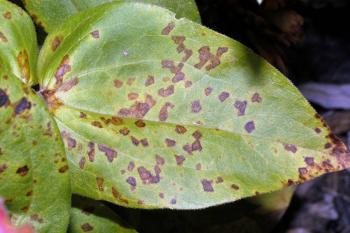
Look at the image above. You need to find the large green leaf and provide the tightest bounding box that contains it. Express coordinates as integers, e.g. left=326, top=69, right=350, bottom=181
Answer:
left=38, top=2, right=350, bottom=209
left=0, top=0, right=38, bottom=85
left=69, top=196, right=137, bottom=233
left=0, top=70, right=71, bottom=232
left=23, top=0, right=201, bottom=33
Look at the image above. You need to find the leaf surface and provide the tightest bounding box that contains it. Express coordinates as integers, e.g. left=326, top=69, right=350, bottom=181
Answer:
left=69, top=196, right=137, bottom=233
left=0, top=0, right=38, bottom=85
left=23, top=0, right=201, bottom=33
left=38, top=2, right=350, bottom=209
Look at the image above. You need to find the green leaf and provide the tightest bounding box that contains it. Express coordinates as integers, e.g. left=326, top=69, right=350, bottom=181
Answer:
left=0, top=71, right=70, bottom=230
left=38, top=2, right=350, bottom=209
left=23, top=0, right=201, bottom=33
left=0, top=0, right=38, bottom=85
left=69, top=195, right=138, bottom=233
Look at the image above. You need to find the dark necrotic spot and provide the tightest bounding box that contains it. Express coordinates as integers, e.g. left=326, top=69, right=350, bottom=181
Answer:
left=96, top=177, right=104, bottom=191
left=216, top=177, right=224, bottom=183
left=67, top=137, right=76, bottom=149
left=81, top=223, right=94, bottom=232
left=175, top=125, right=187, bottom=134
left=161, top=22, right=175, bottom=35
left=88, top=142, right=95, bottom=162
left=16, top=165, right=29, bottom=176
left=98, top=144, right=117, bottom=162
left=90, top=30, right=100, bottom=39
left=91, top=121, right=102, bottom=128
left=231, top=184, right=240, bottom=190
left=234, top=100, right=247, bottom=116
left=304, top=157, right=315, bottom=166
left=251, top=92, right=262, bottom=103
left=128, top=161, right=135, bottom=172
left=15, top=97, right=31, bottom=115
left=298, top=167, right=308, bottom=175
left=0, top=164, right=7, bottom=174
left=165, top=138, right=176, bottom=147
left=175, top=155, right=185, bottom=166
left=135, top=120, right=145, bottom=128
left=201, top=179, right=214, bottom=192
left=314, top=128, right=321, bottom=134
left=0, top=89, right=9, bottom=107
left=183, top=144, right=192, bottom=155
left=119, top=127, right=130, bottom=136
left=59, top=165, right=68, bottom=173
left=191, top=100, right=202, bottom=113
left=140, top=138, right=149, bottom=147
left=284, top=143, right=298, bottom=153
left=170, top=198, right=177, bottom=205
left=51, top=36, right=62, bottom=52
left=218, top=92, right=230, bottom=102
left=137, top=166, right=160, bottom=184
left=79, top=157, right=86, bottom=169
left=244, top=121, right=255, bottom=133
left=159, top=102, right=174, bottom=122
left=126, top=176, right=137, bottom=187
left=131, top=136, right=139, bottom=146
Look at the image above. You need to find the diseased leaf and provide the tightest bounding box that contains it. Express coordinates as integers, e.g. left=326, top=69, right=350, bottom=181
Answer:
left=0, top=70, right=71, bottom=231
left=69, top=196, right=137, bottom=233
left=23, top=0, right=201, bottom=33
left=38, top=2, right=350, bottom=209
left=0, top=0, right=38, bottom=85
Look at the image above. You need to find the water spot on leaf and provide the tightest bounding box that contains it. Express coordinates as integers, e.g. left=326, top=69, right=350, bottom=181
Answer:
left=191, top=100, right=202, bottom=113
left=98, top=144, right=117, bottom=162
left=201, top=179, right=214, bottom=192
left=161, top=22, right=175, bottom=35
left=245, top=121, right=255, bottom=133
left=234, top=100, right=247, bottom=116
left=284, top=143, right=297, bottom=153
left=81, top=223, right=94, bottom=232
left=96, top=177, right=104, bottom=191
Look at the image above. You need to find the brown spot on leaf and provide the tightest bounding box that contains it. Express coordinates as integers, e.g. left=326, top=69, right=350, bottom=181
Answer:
left=3, top=12, right=11, bottom=19
left=140, top=138, right=149, bottom=147
left=90, top=30, right=100, bottom=39
left=79, top=157, right=86, bottom=169
left=205, top=87, right=213, bottom=96
left=119, top=127, right=130, bottom=136
left=245, top=121, right=255, bottom=133
left=51, top=36, right=62, bottom=51
left=170, top=198, right=177, bottom=205
left=219, top=92, right=230, bottom=102
left=81, top=223, right=94, bottom=232
left=131, top=136, right=139, bottom=146
left=234, top=100, right=247, bottom=116
left=114, top=79, right=123, bottom=88
left=165, top=138, right=176, bottom=147
left=57, top=77, right=79, bottom=92
left=156, top=155, right=165, bottom=166
left=196, top=163, right=202, bottom=170
left=126, top=176, right=137, bottom=188
left=185, top=80, right=192, bottom=88
left=98, top=144, right=117, bottom=162
left=231, top=184, right=240, bottom=190
left=0, top=32, right=8, bottom=42
left=128, top=92, right=139, bottom=100
left=87, top=142, right=95, bottom=162
left=137, top=166, right=160, bottom=184
left=0, top=89, right=10, bottom=108
left=17, top=51, right=30, bottom=81
left=0, top=164, right=7, bottom=174
left=304, top=157, right=315, bottom=166
left=96, top=177, right=104, bottom=191
left=175, top=125, right=187, bottom=134
left=191, top=100, right=202, bottom=113
left=161, top=22, right=175, bottom=35
left=128, top=161, right=135, bottom=172
left=145, top=75, right=155, bottom=86
left=216, top=177, right=224, bottom=183
left=118, top=94, right=156, bottom=118
left=55, top=55, right=71, bottom=85
left=112, top=187, right=129, bottom=204
left=175, top=155, right=185, bottom=166
left=158, top=85, right=174, bottom=97
left=194, top=46, right=228, bottom=71
left=159, top=193, right=164, bottom=198
left=135, top=120, right=146, bottom=128
left=30, top=214, right=43, bottom=223
left=16, top=165, right=29, bottom=176
left=59, top=165, right=68, bottom=173
left=284, top=143, right=297, bottom=153
left=201, top=179, right=214, bottom=192
left=183, top=144, right=192, bottom=155
left=159, top=102, right=174, bottom=122
left=67, top=137, right=76, bottom=149
left=314, top=128, right=321, bottom=134
left=127, top=77, right=135, bottom=86
left=251, top=92, right=262, bottom=103
left=91, top=121, right=103, bottom=128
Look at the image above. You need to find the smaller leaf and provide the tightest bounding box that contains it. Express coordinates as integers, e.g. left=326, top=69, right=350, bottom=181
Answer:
left=0, top=0, right=38, bottom=85
left=69, top=196, right=138, bottom=233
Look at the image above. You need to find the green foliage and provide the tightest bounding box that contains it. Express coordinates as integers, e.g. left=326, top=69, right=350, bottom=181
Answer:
left=23, top=0, right=201, bottom=32
left=0, top=0, right=349, bottom=232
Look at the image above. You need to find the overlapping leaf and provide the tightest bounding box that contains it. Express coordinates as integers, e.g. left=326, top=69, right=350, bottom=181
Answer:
left=69, top=196, right=138, bottom=233
left=37, top=2, right=350, bottom=209
left=0, top=0, right=38, bottom=85
left=0, top=1, right=70, bottom=232
left=23, top=0, right=201, bottom=33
